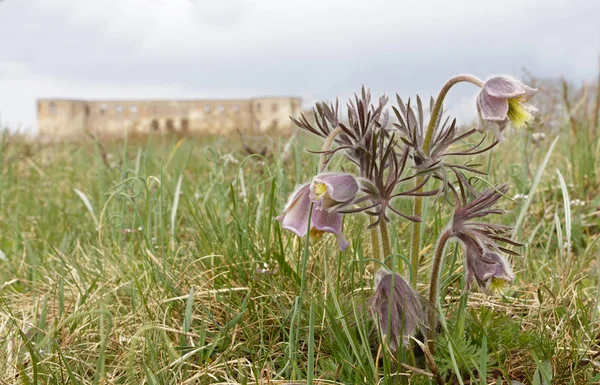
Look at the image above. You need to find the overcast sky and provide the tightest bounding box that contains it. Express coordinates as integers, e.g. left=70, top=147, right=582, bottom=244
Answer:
left=0, top=0, right=598, bottom=132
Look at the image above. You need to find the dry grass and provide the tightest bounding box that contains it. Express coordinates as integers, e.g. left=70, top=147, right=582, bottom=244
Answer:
left=1, top=76, right=600, bottom=384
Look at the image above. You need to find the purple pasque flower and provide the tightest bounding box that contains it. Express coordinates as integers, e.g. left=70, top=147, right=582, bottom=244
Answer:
left=369, top=268, right=427, bottom=351
left=476, top=76, right=538, bottom=141
left=451, top=184, right=521, bottom=292
left=309, top=172, right=359, bottom=212
left=276, top=183, right=350, bottom=251
left=464, top=242, right=515, bottom=292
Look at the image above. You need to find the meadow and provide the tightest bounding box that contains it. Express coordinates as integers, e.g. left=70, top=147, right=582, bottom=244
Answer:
left=1, top=79, right=599, bottom=384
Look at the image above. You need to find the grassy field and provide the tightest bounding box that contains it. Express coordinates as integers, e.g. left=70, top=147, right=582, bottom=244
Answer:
left=1, top=84, right=600, bottom=384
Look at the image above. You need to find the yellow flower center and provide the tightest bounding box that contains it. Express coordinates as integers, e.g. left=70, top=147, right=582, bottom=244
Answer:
left=489, top=277, right=509, bottom=293
left=312, top=182, right=328, bottom=201
left=507, top=97, right=534, bottom=129
left=310, top=228, right=324, bottom=240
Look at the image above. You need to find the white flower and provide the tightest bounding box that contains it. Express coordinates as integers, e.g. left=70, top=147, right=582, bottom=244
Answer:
left=569, top=199, right=585, bottom=207
left=513, top=194, right=529, bottom=201
left=532, top=132, right=546, bottom=143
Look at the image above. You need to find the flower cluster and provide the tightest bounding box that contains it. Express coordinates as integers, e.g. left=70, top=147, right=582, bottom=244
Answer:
left=278, top=75, right=537, bottom=354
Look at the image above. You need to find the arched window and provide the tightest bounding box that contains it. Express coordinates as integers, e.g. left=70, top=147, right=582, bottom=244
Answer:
left=49, top=102, right=57, bottom=115
left=130, top=105, right=138, bottom=114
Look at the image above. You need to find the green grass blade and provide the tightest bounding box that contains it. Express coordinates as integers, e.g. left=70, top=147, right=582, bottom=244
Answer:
left=170, top=174, right=183, bottom=246
left=74, top=188, right=99, bottom=227
left=479, top=335, right=487, bottom=385
left=555, top=169, right=571, bottom=255
left=307, top=302, right=315, bottom=385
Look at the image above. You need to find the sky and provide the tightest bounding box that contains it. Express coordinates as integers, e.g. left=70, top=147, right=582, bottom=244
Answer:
left=0, top=0, right=599, bottom=132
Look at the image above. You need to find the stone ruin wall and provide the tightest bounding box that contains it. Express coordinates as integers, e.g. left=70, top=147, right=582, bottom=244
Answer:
left=37, top=97, right=302, bottom=138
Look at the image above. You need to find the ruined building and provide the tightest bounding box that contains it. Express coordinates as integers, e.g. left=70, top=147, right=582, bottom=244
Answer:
left=36, top=97, right=302, bottom=138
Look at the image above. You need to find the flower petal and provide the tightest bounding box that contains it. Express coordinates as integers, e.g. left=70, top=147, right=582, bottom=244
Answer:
left=276, top=184, right=312, bottom=237
left=520, top=84, right=538, bottom=102
left=477, top=91, right=509, bottom=122
left=484, top=77, right=526, bottom=99
left=279, top=184, right=310, bottom=215
left=487, top=121, right=507, bottom=141
left=335, top=232, right=350, bottom=251
left=312, top=173, right=359, bottom=205
left=312, top=207, right=342, bottom=234
left=466, top=247, right=515, bottom=290
left=483, top=251, right=515, bottom=282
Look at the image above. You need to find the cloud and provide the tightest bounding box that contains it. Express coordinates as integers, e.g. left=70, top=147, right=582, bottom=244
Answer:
left=0, top=0, right=598, bottom=131
left=193, top=0, right=249, bottom=26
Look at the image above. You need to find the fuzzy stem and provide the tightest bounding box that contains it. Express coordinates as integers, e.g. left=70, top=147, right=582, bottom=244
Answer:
left=422, top=74, right=484, bottom=151
left=319, top=127, right=343, bottom=171
left=409, top=74, right=484, bottom=288
left=409, top=190, right=424, bottom=287
left=427, top=228, right=453, bottom=353
left=370, top=221, right=382, bottom=263
left=379, top=220, right=392, bottom=268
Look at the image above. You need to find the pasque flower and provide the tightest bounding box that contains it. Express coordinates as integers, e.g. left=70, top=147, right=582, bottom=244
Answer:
left=369, top=268, right=427, bottom=351
left=477, top=76, right=538, bottom=140
left=277, top=179, right=356, bottom=251
left=465, top=246, right=514, bottom=291
left=310, top=172, right=359, bottom=212
left=451, top=184, right=522, bottom=291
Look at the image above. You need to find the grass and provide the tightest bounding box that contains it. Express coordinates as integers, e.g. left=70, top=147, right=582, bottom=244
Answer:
left=1, top=85, right=600, bottom=384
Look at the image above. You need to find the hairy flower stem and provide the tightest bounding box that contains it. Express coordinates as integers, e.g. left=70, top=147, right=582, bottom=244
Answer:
left=319, top=126, right=343, bottom=171
left=422, top=75, right=484, bottom=150
left=379, top=220, right=392, bottom=267
left=427, top=228, right=452, bottom=353
left=370, top=219, right=382, bottom=263
left=409, top=75, right=484, bottom=288
left=409, top=191, right=424, bottom=287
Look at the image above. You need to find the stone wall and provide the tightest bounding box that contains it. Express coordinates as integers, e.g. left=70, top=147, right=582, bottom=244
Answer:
left=37, top=99, right=88, bottom=137
left=37, top=96, right=302, bottom=138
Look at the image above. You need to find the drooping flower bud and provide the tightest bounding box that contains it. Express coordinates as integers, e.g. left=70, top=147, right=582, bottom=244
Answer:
left=451, top=184, right=521, bottom=292
left=369, top=269, right=427, bottom=351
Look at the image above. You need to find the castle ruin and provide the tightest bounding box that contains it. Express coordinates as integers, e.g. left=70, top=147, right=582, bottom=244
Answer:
left=37, top=96, right=302, bottom=138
